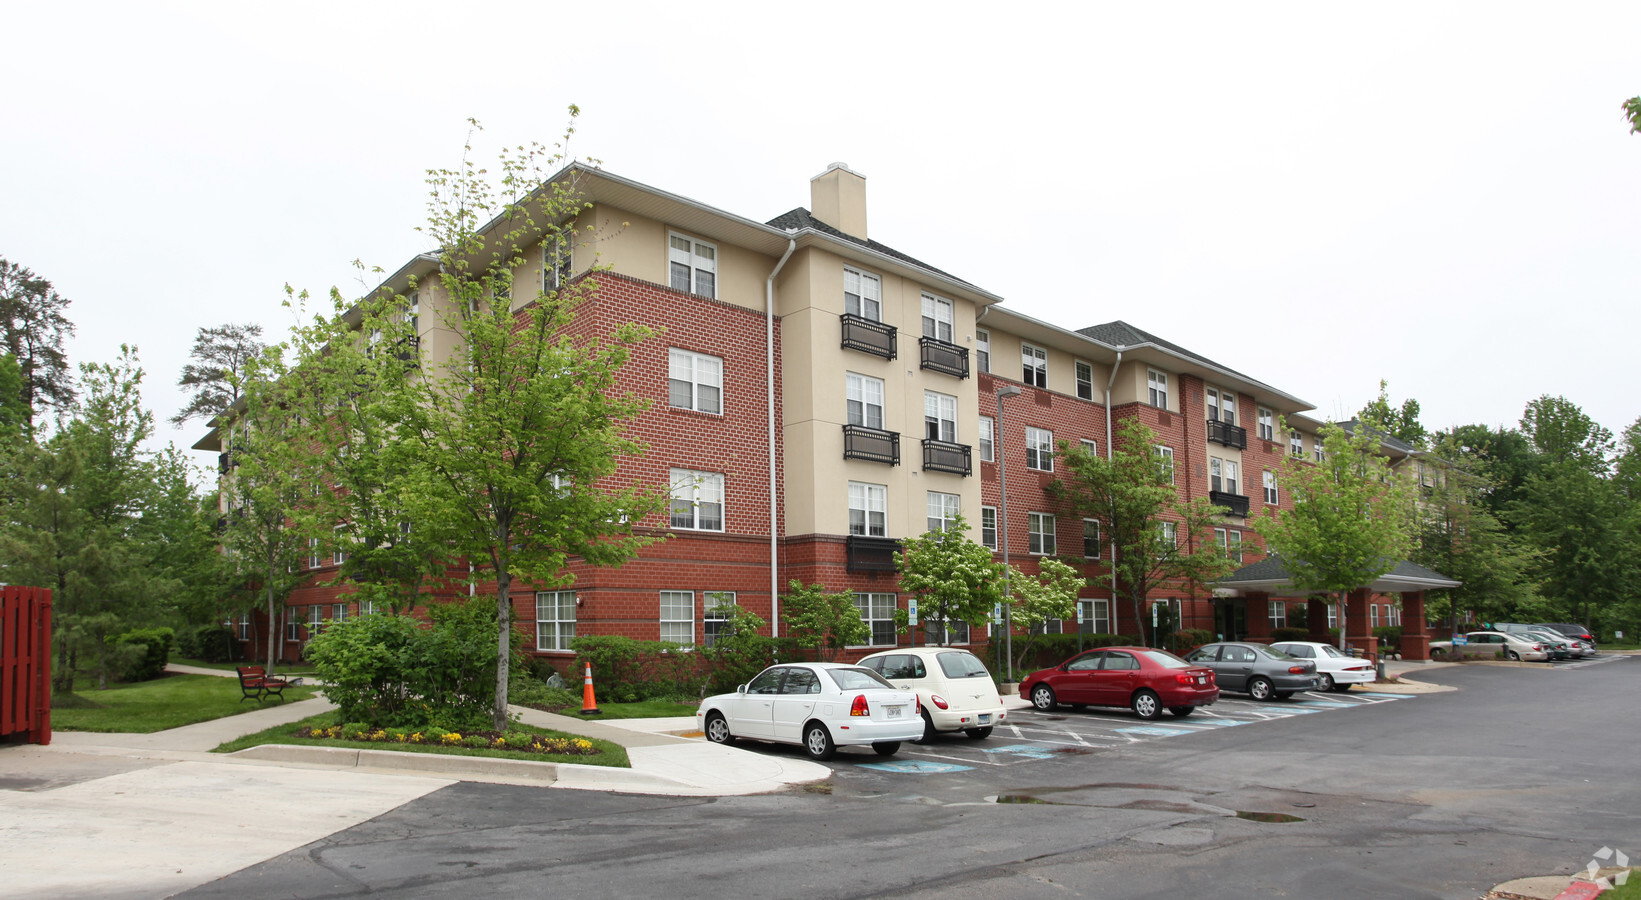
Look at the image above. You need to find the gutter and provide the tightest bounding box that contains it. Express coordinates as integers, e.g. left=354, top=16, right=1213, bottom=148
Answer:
left=766, top=237, right=797, bottom=643
left=1103, top=348, right=1124, bottom=634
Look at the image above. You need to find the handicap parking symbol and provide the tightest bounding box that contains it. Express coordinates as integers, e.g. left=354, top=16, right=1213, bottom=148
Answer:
left=857, top=760, right=973, bottom=774
left=1115, top=726, right=1195, bottom=737
left=985, top=743, right=1059, bottom=760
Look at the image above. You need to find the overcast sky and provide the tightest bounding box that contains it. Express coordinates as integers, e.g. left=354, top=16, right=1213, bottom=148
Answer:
left=6, top=2, right=1638, bottom=461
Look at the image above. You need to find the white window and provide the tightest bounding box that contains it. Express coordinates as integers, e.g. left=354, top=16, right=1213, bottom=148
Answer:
left=1290, top=430, right=1304, bottom=456
left=535, top=591, right=576, bottom=651
left=542, top=233, right=573, bottom=293
left=1080, top=438, right=1097, bottom=456
left=979, top=416, right=995, bottom=462
left=669, top=233, right=716, bottom=298
left=491, top=269, right=511, bottom=304
left=1026, top=426, right=1054, bottom=471
left=921, top=293, right=954, bottom=343
left=1390, top=604, right=1402, bottom=627
left=1148, top=369, right=1169, bottom=409
left=308, top=604, right=324, bottom=637
left=407, top=291, right=419, bottom=334
left=849, top=482, right=887, bottom=537
left=976, top=329, right=990, bottom=373
left=981, top=506, right=998, bottom=549
left=1083, top=519, right=1101, bottom=558
left=1327, top=602, right=1339, bottom=628
left=308, top=537, right=320, bottom=570
left=924, top=617, right=970, bottom=646
left=669, top=469, right=725, bottom=531
left=1210, top=458, right=1239, bottom=494
left=284, top=610, right=301, bottom=642
left=1159, top=521, right=1178, bottom=548
left=1022, top=343, right=1048, bottom=388
left=1080, top=598, right=1112, bottom=635
left=660, top=591, right=694, bottom=647
left=1028, top=512, right=1056, bottom=555
left=924, top=391, right=957, bottom=442
left=1269, top=600, right=1287, bottom=628
left=843, top=267, right=882, bottom=321
left=1370, top=604, right=1381, bottom=628
left=333, top=526, right=348, bottom=566
left=1315, top=443, right=1327, bottom=463
left=235, top=614, right=250, bottom=641
left=1207, top=387, right=1235, bottom=425
left=669, top=348, right=723, bottom=414
left=331, top=603, right=348, bottom=623
left=853, top=592, right=898, bottom=647
left=1075, top=360, right=1094, bottom=400
left=1258, top=407, right=1275, bottom=441
left=1216, top=527, right=1243, bottom=563
left=1263, top=470, right=1278, bottom=505
left=1155, top=445, right=1175, bottom=484
left=927, top=491, right=961, bottom=533
left=704, top=592, right=736, bottom=648
left=846, top=372, right=885, bottom=429
left=358, top=600, right=379, bottom=617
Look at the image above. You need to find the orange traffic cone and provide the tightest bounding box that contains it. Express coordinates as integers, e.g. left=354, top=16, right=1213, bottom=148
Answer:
left=579, top=661, right=602, bottom=715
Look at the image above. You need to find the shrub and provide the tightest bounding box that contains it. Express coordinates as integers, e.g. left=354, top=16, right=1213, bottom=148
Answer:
left=1012, top=634, right=1140, bottom=671
left=570, top=635, right=706, bottom=701
left=1169, top=629, right=1215, bottom=653
left=113, top=627, right=175, bottom=682
left=1269, top=627, right=1310, bottom=643
left=175, top=624, right=236, bottom=663
left=1373, top=626, right=1403, bottom=648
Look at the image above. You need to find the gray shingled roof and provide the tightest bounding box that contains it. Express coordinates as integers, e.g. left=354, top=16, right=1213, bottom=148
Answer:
left=1336, top=419, right=1420, bottom=454
left=1218, top=556, right=1460, bottom=592
left=1076, top=320, right=1267, bottom=385
left=766, top=208, right=976, bottom=288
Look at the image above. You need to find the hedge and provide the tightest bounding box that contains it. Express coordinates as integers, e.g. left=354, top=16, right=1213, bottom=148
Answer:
left=113, top=627, right=174, bottom=682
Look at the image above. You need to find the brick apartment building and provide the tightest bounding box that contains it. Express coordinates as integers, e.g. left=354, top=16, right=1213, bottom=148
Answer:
left=199, top=162, right=1442, bottom=668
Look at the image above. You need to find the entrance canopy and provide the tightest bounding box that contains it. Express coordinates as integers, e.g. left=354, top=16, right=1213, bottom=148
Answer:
left=1215, top=556, right=1460, bottom=597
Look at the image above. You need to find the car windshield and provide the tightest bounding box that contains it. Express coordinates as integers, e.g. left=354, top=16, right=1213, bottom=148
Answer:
left=826, top=667, right=894, bottom=691
left=937, top=651, right=991, bottom=678
left=1136, top=649, right=1193, bottom=669
left=1317, top=644, right=1350, bottom=658
left=1254, top=645, right=1297, bottom=660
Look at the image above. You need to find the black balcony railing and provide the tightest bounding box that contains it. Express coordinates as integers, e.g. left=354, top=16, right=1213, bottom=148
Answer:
left=394, top=334, right=421, bottom=366
left=217, top=450, right=238, bottom=474
left=921, top=439, right=972, bottom=476
left=846, top=535, right=901, bottom=573
left=843, top=425, right=900, bottom=466
left=1210, top=490, right=1251, bottom=517
left=1207, top=419, right=1248, bottom=450
left=918, top=337, right=970, bottom=378
left=841, top=314, right=896, bottom=360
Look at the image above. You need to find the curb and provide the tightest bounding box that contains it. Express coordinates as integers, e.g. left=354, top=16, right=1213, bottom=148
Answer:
left=230, top=744, right=559, bottom=784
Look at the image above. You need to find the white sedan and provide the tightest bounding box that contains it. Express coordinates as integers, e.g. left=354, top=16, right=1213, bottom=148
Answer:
left=1269, top=641, right=1377, bottom=692
left=697, top=663, right=924, bottom=760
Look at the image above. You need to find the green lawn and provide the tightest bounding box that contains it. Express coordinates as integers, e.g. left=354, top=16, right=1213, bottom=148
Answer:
left=1600, top=872, right=1639, bottom=898
left=172, top=657, right=318, bottom=676
left=214, top=712, right=630, bottom=768
left=566, top=699, right=698, bottom=720
left=51, top=673, right=320, bottom=733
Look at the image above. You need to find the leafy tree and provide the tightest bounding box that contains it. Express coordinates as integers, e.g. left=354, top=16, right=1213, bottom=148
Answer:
left=896, top=512, right=1006, bottom=646
left=1512, top=461, right=1634, bottom=631
left=1625, top=96, right=1641, bottom=134
left=0, top=257, right=76, bottom=431
left=170, top=323, right=265, bottom=427
left=1519, top=395, right=1614, bottom=473
left=0, top=353, right=25, bottom=445
left=1049, top=417, right=1237, bottom=647
left=1004, top=556, right=1083, bottom=675
left=1432, top=423, right=1540, bottom=521
left=781, top=580, right=870, bottom=662
left=1614, top=417, right=1641, bottom=505
left=1256, top=421, right=1414, bottom=650
left=1357, top=379, right=1427, bottom=448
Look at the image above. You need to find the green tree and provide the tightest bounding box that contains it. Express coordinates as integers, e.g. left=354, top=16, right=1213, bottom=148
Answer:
left=170, top=323, right=265, bottom=427
left=1519, top=395, right=1613, bottom=473
left=1004, top=556, right=1083, bottom=674
left=1049, top=417, right=1237, bottom=647
left=896, top=513, right=1005, bottom=647
left=1357, top=379, right=1427, bottom=448
left=1624, top=96, right=1641, bottom=134
left=0, top=257, right=76, bottom=431
left=0, top=353, right=25, bottom=445
left=1256, top=421, right=1414, bottom=650
left=781, top=580, right=870, bottom=662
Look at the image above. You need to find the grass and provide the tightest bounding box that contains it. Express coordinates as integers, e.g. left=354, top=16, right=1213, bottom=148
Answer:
left=566, top=699, right=698, bottom=720
left=51, top=673, right=320, bottom=733
left=172, top=657, right=318, bottom=676
left=213, top=712, right=630, bottom=768
left=1597, top=871, right=1639, bottom=898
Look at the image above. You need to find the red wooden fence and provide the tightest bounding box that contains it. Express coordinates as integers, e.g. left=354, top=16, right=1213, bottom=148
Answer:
left=0, top=585, right=52, bottom=745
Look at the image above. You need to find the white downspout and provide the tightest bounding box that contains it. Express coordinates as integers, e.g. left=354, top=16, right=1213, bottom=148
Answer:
left=1104, top=349, right=1124, bottom=637
left=767, top=238, right=797, bottom=643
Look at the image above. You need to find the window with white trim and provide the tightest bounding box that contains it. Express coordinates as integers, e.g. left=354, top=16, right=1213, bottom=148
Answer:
left=924, top=391, right=957, bottom=442
left=1258, top=407, right=1275, bottom=441
left=981, top=506, right=998, bottom=549
left=853, top=592, right=898, bottom=647
left=1148, top=369, right=1169, bottom=409
left=849, top=482, right=887, bottom=537
left=976, top=329, right=990, bottom=373
left=843, top=267, right=882, bottom=321
left=846, top=372, right=885, bottom=429
left=1263, top=470, right=1278, bottom=505
left=1370, top=604, right=1380, bottom=628
left=660, top=591, right=694, bottom=647
left=331, top=603, right=348, bottom=623
left=927, top=491, right=961, bottom=533
left=308, top=604, right=324, bottom=637
left=1155, top=445, right=1175, bottom=484
left=1022, top=343, right=1048, bottom=388
left=1082, top=518, right=1101, bottom=558
left=1269, top=600, right=1287, bottom=628
left=535, top=590, right=576, bottom=651
left=704, top=592, right=736, bottom=648
left=1216, top=527, right=1243, bottom=563
left=284, top=610, right=301, bottom=642
left=1314, top=443, right=1327, bottom=463
left=669, top=233, right=716, bottom=298
left=1207, top=387, right=1235, bottom=425
left=358, top=600, right=379, bottom=617
left=1028, top=512, right=1056, bottom=555
left=542, top=233, right=573, bottom=293
left=333, top=526, right=348, bottom=566
left=1080, top=438, right=1097, bottom=456
left=1080, top=598, right=1111, bottom=634
left=1159, top=521, right=1177, bottom=548
left=921, top=293, right=954, bottom=343
left=669, top=348, right=722, bottom=414
left=1327, top=602, right=1338, bottom=628
left=979, top=416, right=995, bottom=462
left=669, top=469, right=725, bottom=531
left=1075, top=360, right=1094, bottom=400
left=924, top=617, right=969, bottom=646
left=235, top=614, right=250, bottom=641
left=1210, top=458, right=1239, bottom=494
left=309, top=537, right=320, bottom=570
left=1025, top=426, right=1054, bottom=471
left=1290, top=430, right=1304, bottom=456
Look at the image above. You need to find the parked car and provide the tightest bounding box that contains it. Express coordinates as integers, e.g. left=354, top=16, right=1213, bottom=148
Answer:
left=1492, top=624, right=1574, bottom=660
left=1269, top=641, right=1377, bottom=691
left=1018, top=647, right=1218, bottom=720
left=1536, top=623, right=1598, bottom=649
left=696, top=663, right=924, bottom=760
left=1521, top=628, right=1590, bottom=659
left=1184, top=642, right=1318, bottom=700
left=857, top=647, right=1006, bottom=740
left=1433, top=631, right=1550, bottom=662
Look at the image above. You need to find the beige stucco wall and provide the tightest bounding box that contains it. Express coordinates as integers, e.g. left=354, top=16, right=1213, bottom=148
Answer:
left=584, top=203, right=774, bottom=313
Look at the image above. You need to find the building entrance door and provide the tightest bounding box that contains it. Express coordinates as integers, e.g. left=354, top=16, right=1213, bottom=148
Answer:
left=1214, top=600, right=1246, bottom=642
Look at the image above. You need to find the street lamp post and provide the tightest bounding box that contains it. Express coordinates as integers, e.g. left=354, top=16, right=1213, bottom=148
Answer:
left=996, top=384, right=1022, bottom=682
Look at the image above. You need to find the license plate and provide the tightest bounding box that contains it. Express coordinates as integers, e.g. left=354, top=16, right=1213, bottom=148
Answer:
left=978, top=714, right=990, bottom=724
left=1196, top=676, right=1206, bottom=685
left=885, top=705, right=902, bottom=718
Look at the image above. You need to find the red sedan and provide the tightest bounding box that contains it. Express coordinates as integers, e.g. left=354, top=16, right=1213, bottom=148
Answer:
left=1020, top=647, right=1219, bottom=720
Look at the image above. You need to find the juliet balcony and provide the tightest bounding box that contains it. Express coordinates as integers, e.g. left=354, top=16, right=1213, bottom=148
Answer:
left=921, top=438, right=972, bottom=476
left=918, top=337, right=969, bottom=379
left=1207, top=419, right=1248, bottom=450
left=843, top=425, right=900, bottom=466
left=841, top=314, right=896, bottom=360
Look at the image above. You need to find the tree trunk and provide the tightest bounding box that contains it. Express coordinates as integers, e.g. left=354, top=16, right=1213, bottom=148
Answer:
left=265, top=575, right=278, bottom=676
left=1336, top=591, right=1348, bottom=652
left=1131, top=593, right=1147, bottom=647
left=493, top=566, right=512, bottom=732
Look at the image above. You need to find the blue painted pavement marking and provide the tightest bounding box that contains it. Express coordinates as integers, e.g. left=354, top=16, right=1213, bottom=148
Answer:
left=1295, top=699, right=1355, bottom=708
left=1115, top=726, right=1195, bottom=737
left=1348, top=692, right=1410, bottom=700
left=985, top=744, right=1058, bottom=759
left=857, top=760, right=973, bottom=774
left=1192, top=718, right=1247, bottom=726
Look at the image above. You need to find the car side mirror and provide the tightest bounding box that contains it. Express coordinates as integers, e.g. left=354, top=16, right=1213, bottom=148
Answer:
left=737, top=684, right=747, bottom=695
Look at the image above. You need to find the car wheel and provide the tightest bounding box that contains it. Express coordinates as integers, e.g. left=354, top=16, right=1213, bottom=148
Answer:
left=1248, top=677, right=1275, bottom=701
left=1168, top=706, right=1195, bottom=718
left=704, top=712, right=734, bottom=745
left=1507, top=650, right=1521, bottom=661
left=1331, top=681, right=1352, bottom=693
left=1031, top=684, right=1058, bottom=711
left=872, top=741, right=900, bottom=756
left=964, top=726, right=993, bottom=740
left=1131, top=689, right=1162, bottom=720
left=1318, top=673, right=1336, bottom=691
left=916, top=709, right=936, bottom=743
left=803, top=722, right=836, bottom=761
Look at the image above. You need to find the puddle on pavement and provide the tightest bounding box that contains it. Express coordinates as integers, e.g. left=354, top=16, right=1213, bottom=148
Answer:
left=1235, top=811, right=1305, bottom=823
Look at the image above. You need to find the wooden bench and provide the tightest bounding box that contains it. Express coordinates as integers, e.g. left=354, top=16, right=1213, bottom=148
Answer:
left=237, top=666, right=291, bottom=702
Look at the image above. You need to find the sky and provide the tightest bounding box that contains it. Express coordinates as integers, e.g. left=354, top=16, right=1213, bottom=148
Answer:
left=5, top=2, right=1639, bottom=464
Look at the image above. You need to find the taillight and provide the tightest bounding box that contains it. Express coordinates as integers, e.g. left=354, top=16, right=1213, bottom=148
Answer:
left=1288, top=666, right=1307, bottom=674
left=930, top=695, right=949, bottom=710
left=915, top=696, right=921, bottom=715
left=1175, top=673, right=1195, bottom=685
left=850, top=694, right=869, bottom=717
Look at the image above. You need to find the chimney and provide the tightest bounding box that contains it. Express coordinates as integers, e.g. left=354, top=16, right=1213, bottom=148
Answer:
left=809, top=162, right=867, bottom=240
